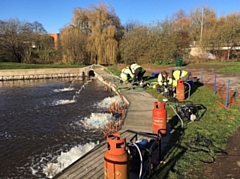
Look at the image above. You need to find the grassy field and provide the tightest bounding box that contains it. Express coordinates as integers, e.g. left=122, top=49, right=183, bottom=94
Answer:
left=0, top=62, right=84, bottom=69
left=187, top=61, right=240, bottom=74
left=147, top=85, right=240, bottom=179
left=107, top=65, right=240, bottom=179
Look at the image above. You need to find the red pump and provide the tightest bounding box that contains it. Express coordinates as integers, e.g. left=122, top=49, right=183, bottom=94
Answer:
left=152, top=102, right=167, bottom=135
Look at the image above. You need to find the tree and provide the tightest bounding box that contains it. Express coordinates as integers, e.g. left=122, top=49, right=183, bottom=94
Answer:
left=69, top=3, right=124, bottom=65
left=217, top=13, right=240, bottom=60
left=0, top=19, right=51, bottom=63
left=120, top=25, right=149, bottom=64
left=59, top=25, right=87, bottom=64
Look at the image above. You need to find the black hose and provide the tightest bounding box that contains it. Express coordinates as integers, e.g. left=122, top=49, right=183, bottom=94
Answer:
left=185, top=135, right=228, bottom=164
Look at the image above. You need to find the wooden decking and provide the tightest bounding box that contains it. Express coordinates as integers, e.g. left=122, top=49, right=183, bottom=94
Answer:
left=54, top=68, right=166, bottom=179
left=54, top=130, right=160, bottom=179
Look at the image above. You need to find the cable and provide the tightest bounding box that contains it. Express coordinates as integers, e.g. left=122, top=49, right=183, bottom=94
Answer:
left=168, top=104, right=184, bottom=128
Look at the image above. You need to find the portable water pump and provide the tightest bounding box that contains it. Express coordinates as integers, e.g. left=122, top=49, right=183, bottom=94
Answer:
left=126, top=132, right=162, bottom=179
left=178, top=102, right=199, bottom=122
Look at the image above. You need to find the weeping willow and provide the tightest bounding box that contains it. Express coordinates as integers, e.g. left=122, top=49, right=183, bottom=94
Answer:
left=62, top=3, right=122, bottom=65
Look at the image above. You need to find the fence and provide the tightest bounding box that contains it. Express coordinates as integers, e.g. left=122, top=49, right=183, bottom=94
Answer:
left=192, top=68, right=239, bottom=110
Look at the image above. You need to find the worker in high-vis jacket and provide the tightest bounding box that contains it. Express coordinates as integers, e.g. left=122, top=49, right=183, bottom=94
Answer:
left=156, top=70, right=177, bottom=93
left=129, top=62, right=145, bottom=83
left=172, top=69, right=189, bottom=81
left=120, top=67, right=133, bottom=84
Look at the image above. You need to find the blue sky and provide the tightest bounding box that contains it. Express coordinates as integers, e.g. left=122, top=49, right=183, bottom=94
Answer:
left=0, top=0, right=239, bottom=33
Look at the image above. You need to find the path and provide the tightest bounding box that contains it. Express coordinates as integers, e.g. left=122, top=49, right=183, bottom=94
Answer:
left=55, top=65, right=240, bottom=179
left=54, top=67, right=161, bottom=179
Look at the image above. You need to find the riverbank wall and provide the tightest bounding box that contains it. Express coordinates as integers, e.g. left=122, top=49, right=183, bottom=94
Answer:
left=0, top=68, right=91, bottom=81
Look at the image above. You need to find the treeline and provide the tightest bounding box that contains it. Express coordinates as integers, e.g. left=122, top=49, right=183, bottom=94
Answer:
left=0, top=19, right=59, bottom=64
left=1, top=4, right=240, bottom=65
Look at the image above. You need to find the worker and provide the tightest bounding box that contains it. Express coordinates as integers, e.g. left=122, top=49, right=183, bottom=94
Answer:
left=129, top=62, right=145, bottom=84
left=172, top=69, right=189, bottom=81
left=120, top=67, right=133, bottom=84
left=156, top=70, right=177, bottom=94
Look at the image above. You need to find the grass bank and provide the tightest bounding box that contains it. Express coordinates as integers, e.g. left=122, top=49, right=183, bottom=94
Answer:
left=187, top=61, right=240, bottom=74
left=0, top=62, right=84, bottom=69
left=147, top=84, right=240, bottom=179
left=107, top=65, right=240, bottom=179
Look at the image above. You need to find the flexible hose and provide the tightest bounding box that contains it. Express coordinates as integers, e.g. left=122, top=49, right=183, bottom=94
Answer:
left=168, top=104, right=184, bottom=128
left=184, top=82, right=191, bottom=99
left=132, top=143, right=143, bottom=179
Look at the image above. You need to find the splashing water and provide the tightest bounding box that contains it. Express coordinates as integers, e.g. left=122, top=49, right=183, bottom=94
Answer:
left=72, top=79, right=93, bottom=101
left=53, top=64, right=120, bottom=104
left=80, top=113, right=114, bottom=129
left=53, top=87, right=75, bottom=93
left=0, top=77, right=111, bottom=178
left=41, top=141, right=98, bottom=178
left=52, top=99, right=76, bottom=106
left=69, top=71, right=82, bottom=89
left=96, top=96, right=124, bottom=108
left=51, top=77, right=93, bottom=106
left=53, top=70, right=83, bottom=93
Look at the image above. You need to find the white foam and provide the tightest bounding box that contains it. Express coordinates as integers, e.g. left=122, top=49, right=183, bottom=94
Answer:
left=52, top=99, right=76, bottom=106
left=97, top=96, right=124, bottom=108
left=81, top=113, right=114, bottom=129
left=53, top=87, right=75, bottom=92
left=42, top=142, right=98, bottom=178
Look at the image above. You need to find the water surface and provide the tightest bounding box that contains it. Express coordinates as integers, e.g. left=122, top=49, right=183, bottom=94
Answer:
left=0, top=78, right=112, bottom=178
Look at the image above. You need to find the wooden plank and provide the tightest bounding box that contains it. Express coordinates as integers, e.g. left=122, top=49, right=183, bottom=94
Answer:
left=58, top=146, right=105, bottom=178
left=55, top=131, right=134, bottom=179
left=55, top=143, right=105, bottom=178
left=55, top=130, right=158, bottom=179
left=68, top=132, right=136, bottom=178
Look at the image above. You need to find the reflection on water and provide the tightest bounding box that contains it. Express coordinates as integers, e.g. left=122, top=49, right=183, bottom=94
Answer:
left=0, top=78, right=112, bottom=178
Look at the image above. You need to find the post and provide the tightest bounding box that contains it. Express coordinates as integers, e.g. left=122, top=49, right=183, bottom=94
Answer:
left=214, top=72, right=217, bottom=94
left=200, top=68, right=204, bottom=83
left=200, top=8, right=204, bottom=43
left=150, top=61, right=152, bottom=74
left=225, top=80, right=230, bottom=109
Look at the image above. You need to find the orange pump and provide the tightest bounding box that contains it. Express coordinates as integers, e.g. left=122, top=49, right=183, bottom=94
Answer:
left=104, top=133, right=128, bottom=179
left=152, top=102, right=167, bottom=135
left=176, top=80, right=185, bottom=101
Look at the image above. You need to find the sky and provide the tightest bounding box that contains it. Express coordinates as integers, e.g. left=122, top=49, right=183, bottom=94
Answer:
left=0, top=0, right=239, bottom=34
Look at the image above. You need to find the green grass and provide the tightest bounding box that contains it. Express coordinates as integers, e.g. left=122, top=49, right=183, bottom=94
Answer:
left=187, top=61, right=240, bottom=73
left=104, top=65, right=121, bottom=76
left=216, top=65, right=240, bottom=73
left=147, top=84, right=240, bottom=179
left=0, top=62, right=84, bottom=69
left=106, top=66, right=240, bottom=178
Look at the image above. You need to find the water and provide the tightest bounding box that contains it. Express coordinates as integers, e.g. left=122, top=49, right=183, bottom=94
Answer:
left=0, top=77, right=121, bottom=178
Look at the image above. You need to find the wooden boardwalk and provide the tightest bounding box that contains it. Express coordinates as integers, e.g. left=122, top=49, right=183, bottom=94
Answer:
left=54, top=130, right=160, bottom=179
left=54, top=68, right=165, bottom=179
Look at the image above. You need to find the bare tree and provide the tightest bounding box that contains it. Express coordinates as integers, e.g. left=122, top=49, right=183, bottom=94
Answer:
left=0, top=18, right=51, bottom=63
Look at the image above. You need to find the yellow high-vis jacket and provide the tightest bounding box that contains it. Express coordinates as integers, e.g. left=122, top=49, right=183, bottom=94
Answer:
left=120, top=67, right=133, bottom=81
left=129, top=63, right=141, bottom=73
left=158, top=73, right=177, bottom=87
left=172, top=70, right=189, bottom=81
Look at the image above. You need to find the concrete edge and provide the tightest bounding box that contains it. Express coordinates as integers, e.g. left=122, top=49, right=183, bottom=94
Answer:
left=0, top=68, right=96, bottom=81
